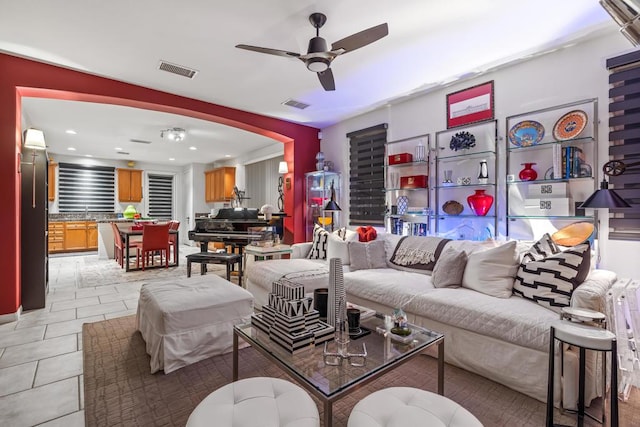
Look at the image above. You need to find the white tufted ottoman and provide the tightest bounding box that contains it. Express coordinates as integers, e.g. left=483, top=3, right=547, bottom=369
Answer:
left=187, top=377, right=320, bottom=427
left=348, top=387, right=483, bottom=427
left=136, top=275, right=253, bottom=374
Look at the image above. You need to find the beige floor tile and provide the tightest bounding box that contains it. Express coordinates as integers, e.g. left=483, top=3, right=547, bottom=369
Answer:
left=79, top=375, right=84, bottom=410
left=0, top=335, right=77, bottom=368
left=98, top=292, right=139, bottom=304
left=34, top=351, right=83, bottom=387
left=50, top=297, right=100, bottom=312
left=77, top=333, right=82, bottom=351
left=114, top=282, right=143, bottom=294
left=0, top=325, right=45, bottom=348
left=103, top=308, right=137, bottom=320
left=16, top=309, right=77, bottom=329
left=0, top=362, right=37, bottom=397
left=44, top=316, right=104, bottom=339
left=124, top=298, right=139, bottom=310
left=38, top=410, right=85, bottom=427
left=45, top=290, right=77, bottom=303
left=76, top=301, right=126, bottom=318
left=0, top=321, right=17, bottom=333
left=0, top=377, right=78, bottom=426
left=74, top=286, right=118, bottom=299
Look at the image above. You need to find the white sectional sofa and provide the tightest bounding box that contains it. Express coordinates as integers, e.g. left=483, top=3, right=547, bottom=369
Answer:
left=245, top=232, right=617, bottom=407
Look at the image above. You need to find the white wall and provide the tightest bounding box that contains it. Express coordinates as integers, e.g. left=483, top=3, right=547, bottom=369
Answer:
left=321, top=29, right=639, bottom=278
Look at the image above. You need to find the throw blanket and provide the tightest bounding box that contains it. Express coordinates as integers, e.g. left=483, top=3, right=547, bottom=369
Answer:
left=390, top=236, right=451, bottom=271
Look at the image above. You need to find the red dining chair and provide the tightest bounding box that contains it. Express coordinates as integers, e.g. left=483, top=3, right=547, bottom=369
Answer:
left=111, top=222, right=142, bottom=268
left=168, top=220, right=180, bottom=263
left=136, top=223, right=171, bottom=270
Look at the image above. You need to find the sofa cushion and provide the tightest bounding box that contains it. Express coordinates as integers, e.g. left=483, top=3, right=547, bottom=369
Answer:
left=513, top=242, right=591, bottom=313
left=522, top=233, right=560, bottom=263
left=345, top=268, right=435, bottom=309
left=349, top=240, right=387, bottom=271
left=307, top=224, right=329, bottom=260
left=327, top=234, right=350, bottom=265
left=389, top=236, right=451, bottom=274
left=432, top=247, right=468, bottom=288
left=461, top=241, right=518, bottom=298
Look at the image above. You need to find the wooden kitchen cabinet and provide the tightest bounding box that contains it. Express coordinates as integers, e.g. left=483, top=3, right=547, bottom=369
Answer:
left=87, top=221, right=98, bottom=249
left=48, top=162, right=57, bottom=201
left=64, top=221, right=88, bottom=251
left=205, top=167, right=235, bottom=202
left=117, top=169, right=143, bottom=202
left=48, top=220, right=98, bottom=253
left=48, top=222, right=64, bottom=252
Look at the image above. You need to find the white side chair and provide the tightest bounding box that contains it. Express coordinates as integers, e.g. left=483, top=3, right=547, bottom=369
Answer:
left=348, top=387, right=483, bottom=427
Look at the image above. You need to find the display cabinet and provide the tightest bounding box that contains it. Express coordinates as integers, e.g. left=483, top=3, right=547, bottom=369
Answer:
left=384, top=134, right=431, bottom=236
left=305, top=171, right=341, bottom=241
left=505, top=99, right=597, bottom=240
left=434, top=120, right=498, bottom=240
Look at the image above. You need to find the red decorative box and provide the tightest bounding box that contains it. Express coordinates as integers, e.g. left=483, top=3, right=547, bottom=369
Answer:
left=400, top=175, right=428, bottom=189
left=388, top=153, right=413, bottom=165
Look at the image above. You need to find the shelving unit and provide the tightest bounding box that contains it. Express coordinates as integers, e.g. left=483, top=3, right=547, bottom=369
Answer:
left=384, top=134, right=431, bottom=236
left=434, top=120, right=498, bottom=240
left=505, top=99, right=597, bottom=240
left=304, top=170, right=341, bottom=241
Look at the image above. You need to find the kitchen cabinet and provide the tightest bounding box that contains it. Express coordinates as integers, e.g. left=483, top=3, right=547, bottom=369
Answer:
left=434, top=120, right=498, bottom=240
left=48, top=220, right=98, bottom=253
left=505, top=99, right=597, bottom=240
left=384, top=134, right=431, bottom=236
left=48, top=161, right=57, bottom=201
left=117, top=168, right=143, bottom=202
left=48, top=222, right=64, bottom=252
left=205, top=167, right=236, bottom=202
left=64, top=221, right=88, bottom=251
left=87, top=221, right=98, bottom=249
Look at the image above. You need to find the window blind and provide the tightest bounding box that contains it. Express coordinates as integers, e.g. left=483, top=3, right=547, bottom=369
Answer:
left=606, top=51, right=640, bottom=241
left=58, top=163, right=115, bottom=213
left=148, top=174, right=174, bottom=219
left=348, top=123, right=387, bottom=226
left=245, top=156, right=282, bottom=208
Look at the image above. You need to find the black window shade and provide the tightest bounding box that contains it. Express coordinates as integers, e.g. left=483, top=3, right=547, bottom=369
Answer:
left=58, top=163, right=115, bottom=213
left=606, top=51, right=640, bottom=241
left=348, top=123, right=387, bottom=226
left=148, top=174, right=174, bottom=219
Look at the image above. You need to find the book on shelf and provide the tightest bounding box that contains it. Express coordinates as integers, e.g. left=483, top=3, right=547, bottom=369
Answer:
left=561, top=146, right=585, bottom=179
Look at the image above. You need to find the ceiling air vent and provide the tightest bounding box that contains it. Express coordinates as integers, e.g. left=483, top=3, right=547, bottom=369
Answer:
left=158, top=60, right=198, bottom=79
left=117, top=151, right=131, bottom=155
left=282, top=98, right=310, bottom=110
left=130, top=139, right=152, bottom=144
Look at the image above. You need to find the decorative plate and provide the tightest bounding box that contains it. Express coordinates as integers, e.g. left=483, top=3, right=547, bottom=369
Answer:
left=508, top=120, right=545, bottom=147
left=449, top=131, right=476, bottom=151
left=442, top=200, right=463, bottom=215
left=553, top=110, right=587, bottom=141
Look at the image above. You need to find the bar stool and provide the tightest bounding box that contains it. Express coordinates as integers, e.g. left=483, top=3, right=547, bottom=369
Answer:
left=546, top=319, right=618, bottom=427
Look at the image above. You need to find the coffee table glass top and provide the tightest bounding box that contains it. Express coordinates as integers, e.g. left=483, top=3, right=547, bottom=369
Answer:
left=234, top=314, right=443, bottom=398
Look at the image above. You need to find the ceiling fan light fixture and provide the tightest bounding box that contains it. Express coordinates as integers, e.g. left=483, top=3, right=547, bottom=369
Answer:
left=161, top=127, right=186, bottom=142
left=306, top=57, right=330, bottom=72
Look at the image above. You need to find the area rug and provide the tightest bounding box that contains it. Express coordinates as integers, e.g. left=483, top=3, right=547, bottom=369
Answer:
left=82, top=316, right=640, bottom=426
left=75, top=246, right=230, bottom=288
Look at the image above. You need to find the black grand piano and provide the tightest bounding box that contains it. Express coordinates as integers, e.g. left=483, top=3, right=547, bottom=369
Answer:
left=188, top=208, right=284, bottom=253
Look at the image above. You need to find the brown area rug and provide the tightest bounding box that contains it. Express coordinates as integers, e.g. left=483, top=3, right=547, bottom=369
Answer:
left=83, top=316, right=639, bottom=426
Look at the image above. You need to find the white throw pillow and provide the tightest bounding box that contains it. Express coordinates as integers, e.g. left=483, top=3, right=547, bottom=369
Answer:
left=327, top=234, right=351, bottom=265
left=461, top=241, right=518, bottom=298
left=432, top=246, right=468, bottom=288
left=307, top=224, right=329, bottom=260
left=348, top=240, right=387, bottom=271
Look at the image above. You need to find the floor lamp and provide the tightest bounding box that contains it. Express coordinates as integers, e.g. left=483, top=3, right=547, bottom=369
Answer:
left=21, top=129, right=47, bottom=208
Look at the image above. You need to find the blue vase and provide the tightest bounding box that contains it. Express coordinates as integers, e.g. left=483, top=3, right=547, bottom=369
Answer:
left=397, top=196, right=409, bottom=215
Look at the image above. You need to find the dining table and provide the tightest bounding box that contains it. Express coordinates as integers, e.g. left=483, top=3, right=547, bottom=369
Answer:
left=118, top=225, right=179, bottom=272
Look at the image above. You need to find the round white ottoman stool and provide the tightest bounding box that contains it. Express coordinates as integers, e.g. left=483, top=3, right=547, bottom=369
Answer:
left=187, top=377, right=320, bottom=427
left=348, top=387, right=483, bottom=427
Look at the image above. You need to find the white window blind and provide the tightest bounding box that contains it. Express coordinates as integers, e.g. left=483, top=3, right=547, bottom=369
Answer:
left=148, top=174, right=174, bottom=219
left=58, top=163, right=115, bottom=213
left=245, top=156, right=283, bottom=208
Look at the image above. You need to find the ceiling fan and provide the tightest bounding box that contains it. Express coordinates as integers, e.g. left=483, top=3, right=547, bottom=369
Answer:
left=236, top=13, right=388, bottom=91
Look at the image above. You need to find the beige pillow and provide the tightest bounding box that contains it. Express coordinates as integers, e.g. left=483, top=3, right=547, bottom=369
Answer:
left=432, top=247, right=468, bottom=288
left=461, top=241, right=518, bottom=298
left=348, top=240, right=387, bottom=271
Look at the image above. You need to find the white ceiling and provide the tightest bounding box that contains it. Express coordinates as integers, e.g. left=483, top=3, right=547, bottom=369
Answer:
left=0, top=0, right=615, bottom=166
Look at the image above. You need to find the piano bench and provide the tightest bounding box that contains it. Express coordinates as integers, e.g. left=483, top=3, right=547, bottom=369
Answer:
left=186, top=252, right=243, bottom=284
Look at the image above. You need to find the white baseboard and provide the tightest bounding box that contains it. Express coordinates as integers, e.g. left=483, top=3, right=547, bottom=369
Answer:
left=0, top=306, right=22, bottom=324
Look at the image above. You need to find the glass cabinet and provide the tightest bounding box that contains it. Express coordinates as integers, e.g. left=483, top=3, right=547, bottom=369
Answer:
left=505, top=99, right=597, bottom=240
left=384, top=134, right=431, bottom=236
left=305, top=171, right=341, bottom=241
left=434, top=120, right=498, bottom=240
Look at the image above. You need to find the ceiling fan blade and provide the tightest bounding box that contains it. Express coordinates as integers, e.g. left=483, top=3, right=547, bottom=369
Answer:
left=331, top=23, right=389, bottom=53
left=318, top=68, right=335, bottom=91
left=235, top=44, right=300, bottom=58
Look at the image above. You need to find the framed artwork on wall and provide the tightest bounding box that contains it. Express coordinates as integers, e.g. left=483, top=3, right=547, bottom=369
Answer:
left=446, top=80, right=494, bottom=129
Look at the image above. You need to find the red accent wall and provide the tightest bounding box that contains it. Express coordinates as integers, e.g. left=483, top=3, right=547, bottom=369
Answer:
left=0, top=53, right=319, bottom=316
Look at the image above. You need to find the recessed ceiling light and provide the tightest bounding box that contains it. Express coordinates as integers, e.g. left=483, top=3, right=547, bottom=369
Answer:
left=85, top=154, right=92, bottom=157
left=115, top=147, right=123, bottom=151
left=67, top=147, right=76, bottom=151
left=65, top=129, right=77, bottom=135
left=169, top=158, right=175, bottom=161
left=225, top=154, right=231, bottom=158
left=189, top=146, right=197, bottom=151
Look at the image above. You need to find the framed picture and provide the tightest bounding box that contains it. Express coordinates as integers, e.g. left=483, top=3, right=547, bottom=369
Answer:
left=446, top=81, right=494, bottom=129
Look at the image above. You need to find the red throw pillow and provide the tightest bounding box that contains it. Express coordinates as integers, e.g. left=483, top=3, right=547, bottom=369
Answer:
left=357, top=226, right=377, bottom=242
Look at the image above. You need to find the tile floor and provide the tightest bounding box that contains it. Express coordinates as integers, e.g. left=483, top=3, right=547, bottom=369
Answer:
left=0, top=248, right=198, bottom=426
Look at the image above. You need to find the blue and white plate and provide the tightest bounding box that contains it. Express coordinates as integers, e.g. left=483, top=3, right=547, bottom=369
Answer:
left=508, top=120, right=545, bottom=147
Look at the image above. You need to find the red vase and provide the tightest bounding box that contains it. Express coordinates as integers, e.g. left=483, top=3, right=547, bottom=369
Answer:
left=519, top=163, right=538, bottom=181
left=467, top=189, right=494, bottom=216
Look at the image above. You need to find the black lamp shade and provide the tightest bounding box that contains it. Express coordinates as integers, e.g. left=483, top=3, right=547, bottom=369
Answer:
left=579, top=179, right=631, bottom=209
left=324, top=200, right=341, bottom=211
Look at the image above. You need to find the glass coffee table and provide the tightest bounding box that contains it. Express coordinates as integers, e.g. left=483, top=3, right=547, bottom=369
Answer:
left=233, top=314, right=445, bottom=427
